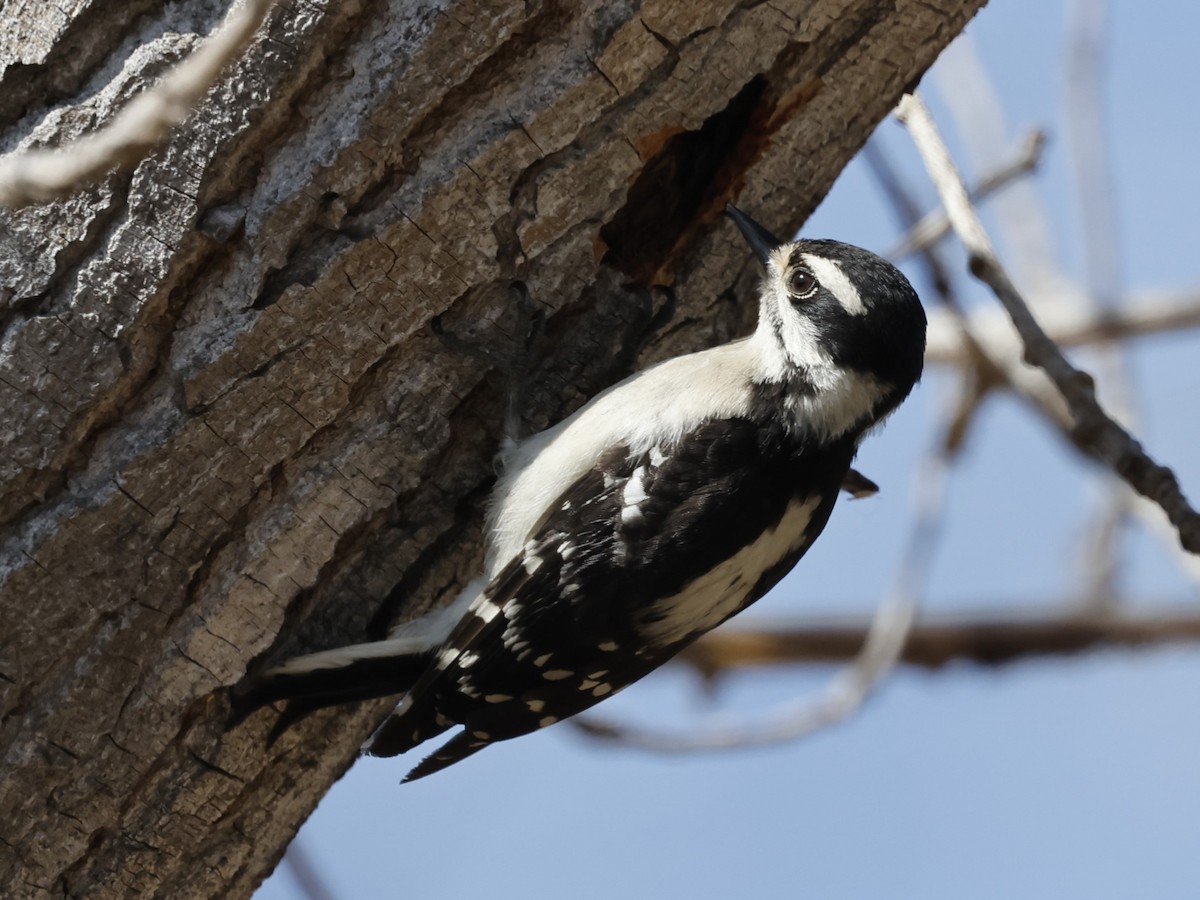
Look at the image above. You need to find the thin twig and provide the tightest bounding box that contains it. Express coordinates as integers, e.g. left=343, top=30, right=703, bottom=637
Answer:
left=895, top=92, right=1200, bottom=555
left=887, top=128, right=1047, bottom=262
left=0, top=0, right=278, bottom=208
left=932, top=37, right=1070, bottom=307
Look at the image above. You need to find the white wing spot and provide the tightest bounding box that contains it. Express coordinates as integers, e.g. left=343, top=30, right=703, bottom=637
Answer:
left=436, top=647, right=457, bottom=669
left=579, top=679, right=599, bottom=691
left=526, top=699, right=546, bottom=712
left=587, top=669, right=608, bottom=679
left=539, top=716, right=558, bottom=728
left=591, top=683, right=613, bottom=697
left=649, top=445, right=667, bottom=467
left=543, top=669, right=573, bottom=681
left=599, top=641, right=619, bottom=651
left=533, top=653, right=552, bottom=667
left=474, top=596, right=503, bottom=623
left=458, top=651, right=479, bottom=668
left=559, top=541, right=577, bottom=561
left=472, top=730, right=490, bottom=740
left=621, top=465, right=649, bottom=526
left=485, top=693, right=512, bottom=704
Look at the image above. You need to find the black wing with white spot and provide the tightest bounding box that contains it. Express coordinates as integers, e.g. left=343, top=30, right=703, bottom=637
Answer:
left=372, top=417, right=857, bottom=779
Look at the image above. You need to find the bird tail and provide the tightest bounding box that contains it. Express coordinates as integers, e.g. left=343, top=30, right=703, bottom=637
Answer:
left=229, top=638, right=432, bottom=740
left=398, top=730, right=490, bottom=783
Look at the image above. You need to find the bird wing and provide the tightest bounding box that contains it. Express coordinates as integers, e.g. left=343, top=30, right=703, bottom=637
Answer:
left=400, top=416, right=852, bottom=726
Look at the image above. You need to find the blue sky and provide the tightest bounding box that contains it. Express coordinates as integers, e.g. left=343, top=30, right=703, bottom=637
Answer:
left=259, top=2, right=1200, bottom=897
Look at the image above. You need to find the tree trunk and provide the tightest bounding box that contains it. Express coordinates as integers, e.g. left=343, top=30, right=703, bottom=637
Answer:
left=0, top=1, right=984, bottom=896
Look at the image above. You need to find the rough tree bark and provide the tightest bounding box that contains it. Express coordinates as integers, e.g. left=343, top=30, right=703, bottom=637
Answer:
left=0, top=1, right=984, bottom=896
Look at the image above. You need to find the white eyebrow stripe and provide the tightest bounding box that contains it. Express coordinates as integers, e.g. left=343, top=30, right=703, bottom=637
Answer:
left=803, top=254, right=867, bottom=315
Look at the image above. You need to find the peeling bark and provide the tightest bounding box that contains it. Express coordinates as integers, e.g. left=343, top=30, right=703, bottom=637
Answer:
left=0, top=1, right=985, bottom=896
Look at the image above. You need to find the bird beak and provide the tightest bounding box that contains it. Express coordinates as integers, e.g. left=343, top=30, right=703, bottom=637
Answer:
left=726, top=203, right=784, bottom=269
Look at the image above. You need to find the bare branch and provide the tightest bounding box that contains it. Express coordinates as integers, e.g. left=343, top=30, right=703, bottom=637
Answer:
left=1127, top=492, right=1200, bottom=587
left=887, top=128, right=1047, bottom=262
left=678, top=609, right=1200, bottom=674
left=895, top=92, right=1200, bottom=555
left=1055, top=291, right=1200, bottom=346
left=922, top=290, right=1200, bottom=439
left=925, top=294, right=1200, bottom=591
left=932, top=37, right=1072, bottom=307
left=925, top=292, right=1200, bottom=366
left=0, top=0, right=277, bottom=208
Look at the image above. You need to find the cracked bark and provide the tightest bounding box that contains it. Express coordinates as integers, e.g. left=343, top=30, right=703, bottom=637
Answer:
left=0, top=0, right=985, bottom=896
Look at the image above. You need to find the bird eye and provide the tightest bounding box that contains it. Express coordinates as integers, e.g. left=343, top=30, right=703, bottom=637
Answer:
left=789, top=268, right=818, bottom=299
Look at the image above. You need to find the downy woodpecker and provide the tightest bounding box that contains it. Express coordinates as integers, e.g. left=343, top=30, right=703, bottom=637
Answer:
left=234, top=204, right=927, bottom=781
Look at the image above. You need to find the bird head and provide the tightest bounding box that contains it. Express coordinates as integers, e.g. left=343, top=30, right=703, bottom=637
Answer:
left=727, top=203, right=927, bottom=427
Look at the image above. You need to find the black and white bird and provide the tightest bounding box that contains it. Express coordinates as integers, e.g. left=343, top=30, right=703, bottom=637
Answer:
left=235, top=204, right=926, bottom=781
